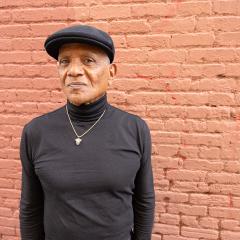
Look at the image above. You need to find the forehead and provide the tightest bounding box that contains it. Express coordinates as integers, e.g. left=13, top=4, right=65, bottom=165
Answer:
left=58, top=42, right=107, bottom=57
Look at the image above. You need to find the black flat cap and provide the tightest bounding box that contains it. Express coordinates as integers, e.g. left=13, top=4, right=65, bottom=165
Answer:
left=44, top=25, right=115, bottom=63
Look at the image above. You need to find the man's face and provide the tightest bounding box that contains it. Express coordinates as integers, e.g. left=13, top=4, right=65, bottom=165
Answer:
left=57, top=43, right=116, bottom=106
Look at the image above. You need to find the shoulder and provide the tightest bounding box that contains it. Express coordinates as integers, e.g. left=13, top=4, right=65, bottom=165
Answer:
left=108, top=104, right=150, bottom=135
left=22, top=105, right=64, bottom=135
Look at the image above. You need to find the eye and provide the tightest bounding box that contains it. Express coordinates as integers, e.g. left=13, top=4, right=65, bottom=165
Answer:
left=83, top=57, right=95, bottom=65
left=59, top=59, right=69, bottom=65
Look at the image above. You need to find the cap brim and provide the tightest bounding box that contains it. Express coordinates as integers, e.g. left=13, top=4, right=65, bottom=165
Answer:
left=44, top=36, right=114, bottom=63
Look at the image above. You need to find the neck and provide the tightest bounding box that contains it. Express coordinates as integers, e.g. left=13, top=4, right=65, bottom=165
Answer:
left=66, top=94, right=108, bottom=122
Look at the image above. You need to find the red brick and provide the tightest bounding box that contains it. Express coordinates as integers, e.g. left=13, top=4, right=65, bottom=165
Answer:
left=199, top=147, right=221, bottom=159
left=213, top=0, right=240, bottom=15
left=163, top=236, right=198, bottom=240
left=30, top=23, right=67, bottom=37
left=171, top=33, right=214, bottom=47
left=0, top=39, right=12, bottom=51
left=176, top=1, right=212, bottom=16
left=15, top=90, right=51, bottom=102
left=0, top=189, right=19, bottom=199
left=187, top=48, right=236, bottom=63
left=146, top=105, right=186, bottom=119
left=68, top=0, right=93, bottom=6
left=64, top=7, right=90, bottom=21
left=221, top=231, right=240, bottom=240
left=149, top=49, right=186, bottom=63
left=190, top=194, right=229, bottom=207
left=101, top=0, right=145, bottom=3
left=181, top=64, right=224, bottom=77
left=184, top=160, right=223, bottom=172
left=178, top=146, right=199, bottom=159
left=225, top=161, right=240, bottom=173
left=151, top=17, right=195, bottom=33
left=32, top=51, right=51, bottom=63
left=209, top=93, right=235, bottom=106
left=173, top=106, right=228, bottom=120
left=126, top=34, right=170, bottom=48
left=168, top=203, right=207, bottom=216
left=0, top=0, right=68, bottom=8
left=198, top=78, right=237, bottom=92
left=181, top=133, right=222, bottom=146
left=115, top=49, right=148, bottom=63
left=148, top=78, right=192, bottom=92
left=111, top=35, right=126, bottom=48
left=0, top=25, right=31, bottom=38
left=90, top=5, right=130, bottom=19
left=22, top=65, right=58, bottom=78
left=207, top=173, right=240, bottom=184
left=0, top=10, right=11, bottom=23
left=0, top=226, right=15, bottom=236
left=0, top=51, right=31, bottom=64
left=153, top=223, right=179, bottom=235
left=153, top=145, right=179, bottom=157
left=199, top=217, right=219, bottom=229
left=159, top=64, right=181, bottom=77
left=0, top=207, right=13, bottom=218
left=0, top=178, right=14, bottom=188
left=209, top=207, right=240, bottom=220
left=156, top=191, right=188, bottom=203
left=197, top=16, right=240, bottom=32
left=181, top=215, right=198, bottom=227
left=111, top=78, right=148, bottom=91
left=166, top=170, right=206, bottom=182
left=182, top=226, right=218, bottom=239
left=109, top=20, right=150, bottom=34
left=221, top=219, right=240, bottom=231
left=117, top=64, right=160, bottom=78
left=166, top=93, right=209, bottom=106
left=0, top=216, right=18, bottom=228
left=216, top=32, right=240, bottom=46
left=12, top=8, right=63, bottom=22
left=226, top=64, right=240, bottom=77
left=131, top=3, right=176, bottom=17
left=152, top=234, right=162, bottom=240
left=127, top=92, right=165, bottom=105
left=209, top=184, right=240, bottom=196
left=4, top=102, right=37, bottom=114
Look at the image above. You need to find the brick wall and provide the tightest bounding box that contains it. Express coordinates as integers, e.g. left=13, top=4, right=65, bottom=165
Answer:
left=0, top=0, right=240, bottom=239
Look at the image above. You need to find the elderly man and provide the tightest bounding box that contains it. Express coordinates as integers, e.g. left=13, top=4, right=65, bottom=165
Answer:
left=19, top=25, right=155, bottom=240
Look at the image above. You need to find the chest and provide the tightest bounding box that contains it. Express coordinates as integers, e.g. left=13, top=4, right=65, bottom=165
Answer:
left=33, top=124, right=141, bottom=195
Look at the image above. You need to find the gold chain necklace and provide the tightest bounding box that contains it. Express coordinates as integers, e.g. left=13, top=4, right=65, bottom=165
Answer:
left=65, top=105, right=106, bottom=145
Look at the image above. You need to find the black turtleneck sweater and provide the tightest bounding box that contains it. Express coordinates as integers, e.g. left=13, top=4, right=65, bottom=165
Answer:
left=19, top=94, right=155, bottom=240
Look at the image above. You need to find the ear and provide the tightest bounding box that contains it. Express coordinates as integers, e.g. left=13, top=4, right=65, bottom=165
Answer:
left=109, top=63, right=117, bottom=78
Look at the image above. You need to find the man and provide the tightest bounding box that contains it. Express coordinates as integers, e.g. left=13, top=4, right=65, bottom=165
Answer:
left=19, top=25, right=155, bottom=240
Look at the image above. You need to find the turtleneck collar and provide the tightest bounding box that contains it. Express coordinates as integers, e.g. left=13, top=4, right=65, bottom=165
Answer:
left=66, top=93, right=108, bottom=122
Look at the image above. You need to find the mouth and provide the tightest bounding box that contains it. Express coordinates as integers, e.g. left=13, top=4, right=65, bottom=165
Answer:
left=67, top=82, right=87, bottom=89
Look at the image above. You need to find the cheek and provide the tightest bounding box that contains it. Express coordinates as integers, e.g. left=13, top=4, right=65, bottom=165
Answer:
left=89, top=68, right=110, bottom=85
left=58, top=69, right=66, bottom=84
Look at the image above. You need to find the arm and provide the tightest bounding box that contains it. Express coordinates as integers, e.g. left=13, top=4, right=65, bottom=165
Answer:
left=132, top=121, right=155, bottom=240
left=19, top=125, right=45, bottom=240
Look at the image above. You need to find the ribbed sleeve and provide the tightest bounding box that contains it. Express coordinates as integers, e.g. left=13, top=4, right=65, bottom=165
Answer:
left=132, top=121, right=155, bottom=240
left=19, top=124, right=45, bottom=240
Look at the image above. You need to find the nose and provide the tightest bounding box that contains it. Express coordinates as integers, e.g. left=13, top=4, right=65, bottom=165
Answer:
left=67, top=61, right=84, bottom=77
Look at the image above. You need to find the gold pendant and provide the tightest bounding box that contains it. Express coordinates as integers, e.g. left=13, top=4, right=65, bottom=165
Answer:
left=75, top=138, right=82, bottom=145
